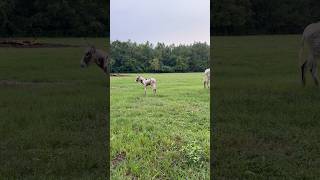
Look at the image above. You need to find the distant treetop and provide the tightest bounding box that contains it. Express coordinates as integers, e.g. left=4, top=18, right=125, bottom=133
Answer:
left=0, top=0, right=109, bottom=37
left=110, top=40, right=210, bottom=73
left=211, top=0, right=320, bottom=35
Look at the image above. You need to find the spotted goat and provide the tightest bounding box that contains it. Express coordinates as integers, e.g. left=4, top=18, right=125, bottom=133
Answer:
left=135, top=75, right=157, bottom=96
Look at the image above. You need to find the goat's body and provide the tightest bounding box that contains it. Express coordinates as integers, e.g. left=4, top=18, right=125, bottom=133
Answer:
left=300, top=22, right=320, bottom=86
left=136, top=76, right=157, bottom=96
left=203, top=68, right=210, bottom=88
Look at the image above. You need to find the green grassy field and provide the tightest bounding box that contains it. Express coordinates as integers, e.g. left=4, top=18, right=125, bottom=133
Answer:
left=4, top=35, right=317, bottom=179
left=0, top=38, right=108, bottom=178
left=213, top=35, right=320, bottom=179
left=111, top=73, right=210, bottom=179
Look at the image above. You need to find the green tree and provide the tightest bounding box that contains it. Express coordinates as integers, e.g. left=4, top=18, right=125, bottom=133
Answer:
left=175, top=56, right=188, bottom=72
left=0, top=0, right=108, bottom=37
left=110, top=41, right=210, bottom=73
left=149, top=58, right=161, bottom=72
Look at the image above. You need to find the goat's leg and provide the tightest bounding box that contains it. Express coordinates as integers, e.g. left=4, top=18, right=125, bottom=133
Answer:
left=152, top=84, right=156, bottom=96
left=144, top=87, right=147, bottom=96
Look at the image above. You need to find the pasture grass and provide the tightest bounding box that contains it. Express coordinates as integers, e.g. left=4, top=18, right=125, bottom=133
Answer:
left=0, top=38, right=108, bottom=178
left=212, top=35, right=320, bottom=179
left=111, top=73, right=210, bottom=179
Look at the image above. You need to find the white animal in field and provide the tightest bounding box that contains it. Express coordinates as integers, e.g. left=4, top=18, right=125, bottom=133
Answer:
left=300, top=22, right=320, bottom=86
left=203, top=68, right=210, bottom=88
left=135, top=75, right=157, bottom=96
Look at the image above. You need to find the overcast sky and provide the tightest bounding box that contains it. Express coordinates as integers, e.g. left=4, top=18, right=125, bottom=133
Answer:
left=111, top=0, right=210, bottom=45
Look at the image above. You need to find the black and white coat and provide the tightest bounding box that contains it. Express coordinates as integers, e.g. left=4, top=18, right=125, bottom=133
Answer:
left=136, top=75, right=157, bottom=96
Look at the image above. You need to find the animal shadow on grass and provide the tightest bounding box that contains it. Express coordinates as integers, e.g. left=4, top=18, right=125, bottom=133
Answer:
left=152, top=94, right=167, bottom=98
left=134, top=92, right=167, bottom=98
left=112, top=151, right=126, bottom=168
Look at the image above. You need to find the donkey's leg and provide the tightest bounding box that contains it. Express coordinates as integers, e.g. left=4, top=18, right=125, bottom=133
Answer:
left=301, top=59, right=308, bottom=86
left=310, top=60, right=319, bottom=86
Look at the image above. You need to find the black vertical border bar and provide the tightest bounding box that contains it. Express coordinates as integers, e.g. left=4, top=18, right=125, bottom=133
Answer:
left=106, top=0, right=111, bottom=178
left=106, top=45, right=110, bottom=178
left=210, top=0, right=214, bottom=179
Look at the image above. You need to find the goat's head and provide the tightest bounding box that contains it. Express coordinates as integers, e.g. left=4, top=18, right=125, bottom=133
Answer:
left=136, top=75, right=142, bottom=83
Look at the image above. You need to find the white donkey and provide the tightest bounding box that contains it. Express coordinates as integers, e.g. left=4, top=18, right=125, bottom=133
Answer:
left=135, top=75, right=157, bottom=96
left=203, top=68, right=210, bottom=88
left=300, top=22, right=320, bottom=86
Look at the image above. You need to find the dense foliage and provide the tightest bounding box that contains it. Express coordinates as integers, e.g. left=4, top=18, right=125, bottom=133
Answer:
left=110, top=41, right=210, bottom=73
left=3, top=0, right=318, bottom=37
left=212, top=0, right=320, bottom=35
left=0, top=0, right=108, bottom=37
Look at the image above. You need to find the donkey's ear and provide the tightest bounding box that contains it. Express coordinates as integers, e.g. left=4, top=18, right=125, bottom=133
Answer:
left=90, top=46, right=96, bottom=53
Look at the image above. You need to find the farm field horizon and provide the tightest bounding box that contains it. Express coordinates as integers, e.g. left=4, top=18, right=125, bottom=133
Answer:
left=0, top=38, right=109, bottom=178
left=212, top=35, right=320, bottom=179
left=111, top=73, right=210, bottom=179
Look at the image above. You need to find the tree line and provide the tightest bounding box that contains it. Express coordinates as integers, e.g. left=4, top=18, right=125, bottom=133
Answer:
left=0, top=0, right=108, bottom=37
left=212, top=0, right=320, bottom=35
left=110, top=40, right=209, bottom=73
left=3, top=0, right=319, bottom=37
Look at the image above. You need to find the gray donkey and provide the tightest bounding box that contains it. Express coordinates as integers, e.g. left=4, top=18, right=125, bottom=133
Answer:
left=80, top=46, right=108, bottom=74
left=203, top=68, right=210, bottom=88
left=300, top=22, right=320, bottom=86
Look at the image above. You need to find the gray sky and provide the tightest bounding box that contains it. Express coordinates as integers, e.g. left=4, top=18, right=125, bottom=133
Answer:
left=111, top=0, right=210, bottom=45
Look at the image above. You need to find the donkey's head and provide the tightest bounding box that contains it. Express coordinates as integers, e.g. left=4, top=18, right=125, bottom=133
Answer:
left=80, top=46, right=96, bottom=68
